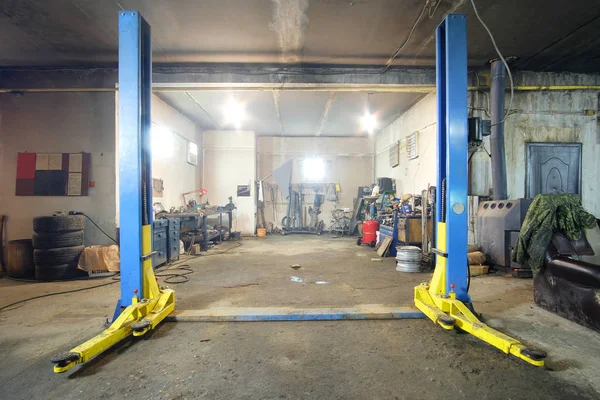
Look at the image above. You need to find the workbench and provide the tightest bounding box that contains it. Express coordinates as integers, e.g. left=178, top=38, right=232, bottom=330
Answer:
left=397, top=215, right=432, bottom=247
left=158, top=210, right=233, bottom=251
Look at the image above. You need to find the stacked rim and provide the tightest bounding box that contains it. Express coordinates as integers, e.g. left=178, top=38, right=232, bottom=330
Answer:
left=396, top=246, right=422, bottom=273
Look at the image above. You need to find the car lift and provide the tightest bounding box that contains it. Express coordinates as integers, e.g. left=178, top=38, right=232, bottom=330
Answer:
left=51, top=12, right=545, bottom=373
left=51, top=11, right=175, bottom=373
left=413, top=15, right=547, bottom=367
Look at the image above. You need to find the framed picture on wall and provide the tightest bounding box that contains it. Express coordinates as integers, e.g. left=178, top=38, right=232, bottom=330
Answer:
left=237, top=185, right=251, bottom=197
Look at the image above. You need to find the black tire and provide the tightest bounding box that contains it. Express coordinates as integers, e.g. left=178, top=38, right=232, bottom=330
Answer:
left=33, top=231, right=84, bottom=249
left=34, top=246, right=84, bottom=267
left=356, top=238, right=362, bottom=246
left=33, top=215, right=85, bottom=234
left=35, top=264, right=76, bottom=281
left=370, top=241, right=376, bottom=248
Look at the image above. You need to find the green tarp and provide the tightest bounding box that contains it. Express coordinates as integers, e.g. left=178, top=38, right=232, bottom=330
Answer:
left=512, top=194, right=597, bottom=274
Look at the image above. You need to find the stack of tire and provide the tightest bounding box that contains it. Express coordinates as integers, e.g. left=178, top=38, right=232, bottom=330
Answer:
left=32, top=215, right=85, bottom=281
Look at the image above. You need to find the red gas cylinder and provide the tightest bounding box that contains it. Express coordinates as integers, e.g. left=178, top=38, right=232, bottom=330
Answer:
left=357, top=220, right=379, bottom=247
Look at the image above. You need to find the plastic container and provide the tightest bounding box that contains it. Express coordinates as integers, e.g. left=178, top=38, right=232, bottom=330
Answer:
left=257, top=228, right=267, bottom=237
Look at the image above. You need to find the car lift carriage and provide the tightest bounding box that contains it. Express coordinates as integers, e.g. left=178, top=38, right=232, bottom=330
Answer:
left=51, top=11, right=175, bottom=373
left=413, top=15, right=546, bottom=367
left=51, top=11, right=545, bottom=373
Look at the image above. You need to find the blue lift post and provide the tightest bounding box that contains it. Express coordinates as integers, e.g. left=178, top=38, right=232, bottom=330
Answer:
left=436, top=13, right=470, bottom=303
left=414, top=14, right=547, bottom=367
left=51, top=11, right=174, bottom=374
left=118, top=10, right=152, bottom=308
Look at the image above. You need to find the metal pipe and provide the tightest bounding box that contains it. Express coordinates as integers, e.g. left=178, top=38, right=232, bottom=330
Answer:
left=512, top=85, right=600, bottom=91
left=2, top=85, right=600, bottom=94
left=490, top=60, right=508, bottom=200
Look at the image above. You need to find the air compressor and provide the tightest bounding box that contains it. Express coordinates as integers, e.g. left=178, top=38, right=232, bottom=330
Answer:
left=356, top=219, right=379, bottom=247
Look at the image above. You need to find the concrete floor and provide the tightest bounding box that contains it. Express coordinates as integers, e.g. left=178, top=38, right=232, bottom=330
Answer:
left=1, top=235, right=600, bottom=399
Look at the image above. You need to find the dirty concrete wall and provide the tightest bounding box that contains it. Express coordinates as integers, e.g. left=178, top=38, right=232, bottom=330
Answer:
left=202, top=131, right=256, bottom=235
left=375, top=72, right=600, bottom=218
left=257, top=136, right=374, bottom=230
left=151, top=96, right=202, bottom=211
left=0, top=92, right=116, bottom=247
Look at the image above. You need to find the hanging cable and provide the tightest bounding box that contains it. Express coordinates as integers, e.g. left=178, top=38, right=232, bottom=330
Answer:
left=470, top=0, right=515, bottom=125
left=381, top=1, right=429, bottom=74
left=428, top=0, right=441, bottom=18
left=69, top=211, right=118, bottom=244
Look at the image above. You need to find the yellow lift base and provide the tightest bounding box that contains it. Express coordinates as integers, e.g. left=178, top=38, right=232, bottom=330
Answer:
left=414, top=223, right=546, bottom=367
left=52, top=226, right=175, bottom=374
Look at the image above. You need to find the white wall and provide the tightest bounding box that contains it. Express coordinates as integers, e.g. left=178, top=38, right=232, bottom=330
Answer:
left=375, top=72, right=600, bottom=217
left=151, top=96, right=202, bottom=211
left=0, top=92, right=116, bottom=245
left=375, top=94, right=438, bottom=195
left=257, top=136, right=374, bottom=229
left=202, top=131, right=256, bottom=235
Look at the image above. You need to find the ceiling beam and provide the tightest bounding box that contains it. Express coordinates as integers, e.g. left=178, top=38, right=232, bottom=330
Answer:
left=316, top=92, right=336, bottom=136
left=0, top=65, right=440, bottom=89
left=185, top=91, right=220, bottom=130
left=272, top=91, right=285, bottom=136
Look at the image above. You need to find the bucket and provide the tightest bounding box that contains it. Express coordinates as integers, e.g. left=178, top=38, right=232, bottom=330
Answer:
left=257, top=228, right=267, bottom=238
left=7, top=239, right=35, bottom=278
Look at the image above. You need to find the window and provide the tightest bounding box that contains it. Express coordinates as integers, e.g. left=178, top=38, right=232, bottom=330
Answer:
left=303, top=158, right=325, bottom=181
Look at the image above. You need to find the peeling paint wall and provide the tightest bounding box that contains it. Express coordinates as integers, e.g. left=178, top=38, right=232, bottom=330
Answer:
left=375, top=72, right=600, bottom=217
left=269, top=0, right=309, bottom=63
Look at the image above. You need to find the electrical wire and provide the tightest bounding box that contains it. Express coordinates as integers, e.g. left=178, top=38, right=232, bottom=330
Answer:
left=155, top=264, right=193, bottom=284
left=80, top=213, right=118, bottom=244
left=197, top=240, right=243, bottom=257
left=470, top=0, right=514, bottom=125
left=381, top=1, right=429, bottom=74
left=0, top=280, right=118, bottom=312
left=428, top=0, right=441, bottom=18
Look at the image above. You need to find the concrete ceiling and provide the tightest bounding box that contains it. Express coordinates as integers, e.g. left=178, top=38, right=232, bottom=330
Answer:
left=3, top=0, right=600, bottom=137
left=157, top=90, right=424, bottom=136
left=1, top=0, right=600, bottom=72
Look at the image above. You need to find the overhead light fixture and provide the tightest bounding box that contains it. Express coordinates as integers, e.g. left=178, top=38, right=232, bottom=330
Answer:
left=362, top=92, right=377, bottom=134
left=223, top=94, right=245, bottom=130
left=362, top=112, right=377, bottom=135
